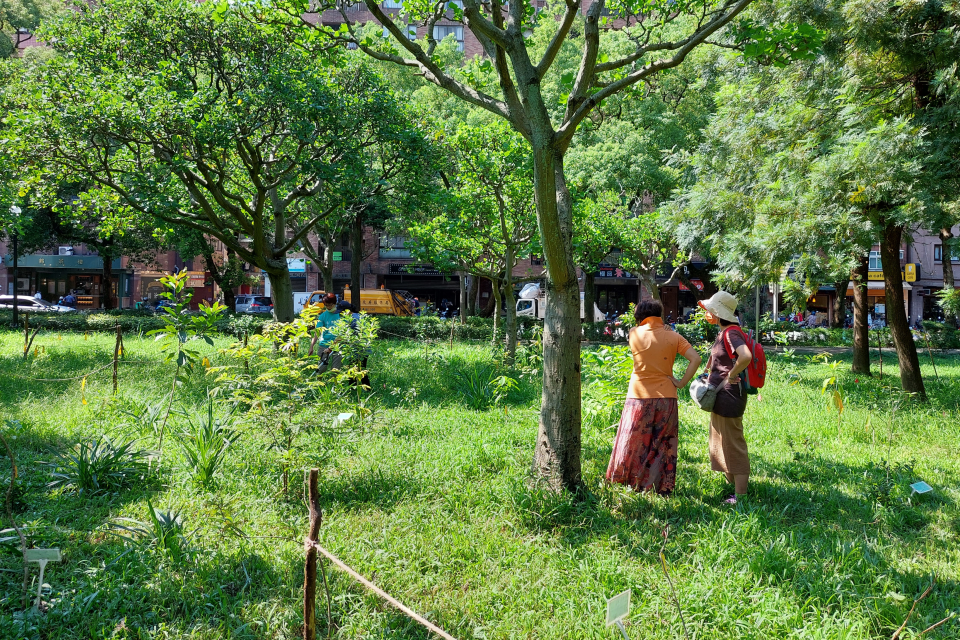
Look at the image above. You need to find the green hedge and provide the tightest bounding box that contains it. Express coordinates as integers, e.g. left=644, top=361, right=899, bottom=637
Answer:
left=376, top=315, right=540, bottom=342
left=0, top=310, right=271, bottom=337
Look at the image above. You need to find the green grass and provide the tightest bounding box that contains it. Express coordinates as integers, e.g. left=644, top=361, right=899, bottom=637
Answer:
left=0, top=330, right=958, bottom=639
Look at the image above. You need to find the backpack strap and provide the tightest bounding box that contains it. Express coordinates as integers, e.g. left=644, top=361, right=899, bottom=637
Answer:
left=722, top=326, right=748, bottom=360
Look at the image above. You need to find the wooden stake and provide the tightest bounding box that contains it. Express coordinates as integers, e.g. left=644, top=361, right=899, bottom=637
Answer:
left=113, top=323, right=121, bottom=394
left=304, top=469, right=322, bottom=640
left=877, top=329, right=882, bottom=380
left=920, top=330, right=939, bottom=383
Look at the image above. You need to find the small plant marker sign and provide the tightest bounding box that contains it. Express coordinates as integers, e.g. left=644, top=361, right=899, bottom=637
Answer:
left=910, top=481, right=933, bottom=495
left=605, top=589, right=631, bottom=640
left=25, top=548, right=61, bottom=611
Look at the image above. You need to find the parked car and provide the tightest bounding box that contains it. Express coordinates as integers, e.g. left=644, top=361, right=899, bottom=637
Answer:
left=234, top=294, right=263, bottom=313
left=0, top=295, right=77, bottom=312
left=243, top=296, right=274, bottom=314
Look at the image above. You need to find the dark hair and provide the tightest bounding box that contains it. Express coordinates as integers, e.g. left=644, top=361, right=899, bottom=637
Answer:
left=322, top=293, right=337, bottom=304
left=633, top=300, right=663, bottom=324
left=718, top=316, right=739, bottom=327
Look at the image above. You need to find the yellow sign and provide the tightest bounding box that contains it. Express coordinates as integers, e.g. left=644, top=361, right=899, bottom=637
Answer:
left=868, top=264, right=917, bottom=282
left=904, top=263, right=917, bottom=282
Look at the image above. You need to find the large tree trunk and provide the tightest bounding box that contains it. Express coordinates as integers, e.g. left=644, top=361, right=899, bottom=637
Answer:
left=268, top=263, right=296, bottom=322
left=350, top=214, right=363, bottom=302
left=531, top=149, right=582, bottom=493
left=504, top=247, right=517, bottom=364
left=459, top=269, right=468, bottom=322
left=880, top=220, right=925, bottom=400
left=583, top=270, right=596, bottom=322
left=941, top=228, right=956, bottom=327
left=101, top=253, right=115, bottom=309
left=851, top=258, right=871, bottom=375
left=832, top=278, right=849, bottom=328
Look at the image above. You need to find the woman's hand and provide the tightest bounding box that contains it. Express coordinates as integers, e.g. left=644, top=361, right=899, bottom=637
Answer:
left=672, top=377, right=684, bottom=388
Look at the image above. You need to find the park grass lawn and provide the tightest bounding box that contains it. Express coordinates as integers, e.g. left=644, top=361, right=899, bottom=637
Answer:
left=0, top=329, right=958, bottom=639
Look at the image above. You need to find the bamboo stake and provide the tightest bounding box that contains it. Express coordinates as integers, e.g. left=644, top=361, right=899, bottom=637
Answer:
left=113, top=324, right=121, bottom=394
left=310, top=542, right=459, bottom=640
left=920, top=330, right=940, bottom=383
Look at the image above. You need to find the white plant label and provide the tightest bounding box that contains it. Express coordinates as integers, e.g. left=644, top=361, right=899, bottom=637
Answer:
left=910, top=481, right=933, bottom=494
left=605, top=589, right=631, bottom=626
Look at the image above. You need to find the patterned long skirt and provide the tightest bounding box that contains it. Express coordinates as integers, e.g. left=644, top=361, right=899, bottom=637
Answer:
left=605, top=398, right=679, bottom=495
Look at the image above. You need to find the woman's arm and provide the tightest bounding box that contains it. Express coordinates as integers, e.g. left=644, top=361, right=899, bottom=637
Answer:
left=727, top=344, right=753, bottom=384
left=673, top=347, right=703, bottom=388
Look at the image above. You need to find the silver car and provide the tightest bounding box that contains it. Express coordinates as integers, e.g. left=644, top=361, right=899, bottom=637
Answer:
left=0, top=295, right=77, bottom=312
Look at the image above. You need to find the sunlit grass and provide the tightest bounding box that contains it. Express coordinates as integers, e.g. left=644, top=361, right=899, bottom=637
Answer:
left=0, top=330, right=957, bottom=639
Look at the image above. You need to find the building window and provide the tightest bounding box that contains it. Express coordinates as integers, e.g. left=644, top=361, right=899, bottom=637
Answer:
left=383, top=24, right=417, bottom=40
left=383, top=0, right=403, bottom=7
left=432, top=25, right=464, bottom=51
left=934, top=245, right=960, bottom=263
left=530, top=254, right=543, bottom=266
left=379, top=235, right=412, bottom=258
left=869, top=249, right=905, bottom=270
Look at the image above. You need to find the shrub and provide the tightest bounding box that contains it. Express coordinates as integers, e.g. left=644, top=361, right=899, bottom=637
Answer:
left=44, top=438, right=151, bottom=495
left=454, top=363, right=517, bottom=410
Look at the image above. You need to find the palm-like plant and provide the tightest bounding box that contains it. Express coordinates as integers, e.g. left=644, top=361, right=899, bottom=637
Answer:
left=178, top=398, right=238, bottom=489
left=111, top=500, right=190, bottom=564
left=45, top=438, right=150, bottom=495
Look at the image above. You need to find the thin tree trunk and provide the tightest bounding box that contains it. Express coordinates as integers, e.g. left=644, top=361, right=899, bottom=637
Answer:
left=941, top=228, right=956, bottom=327
left=491, top=275, right=502, bottom=346
left=222, top=248, right=238, bottom=311
left=467, top=275, right=478, bottom=315
left=531, top=149, right=582, bottom=493
left=479, top=279, right=497, bottom=317
left=458, top=270, right=468, bottom=322
left=832, top=278, right=849, bottom=328
left=504, top=248, right=517, bottom=364
left=880, top=220, right=926, bottom=400
left=852, top=258, right=871, bottom=375
left=320, top=239, right=334, bottom=293
left=350, top=214, right=363, bottom=303
left=269, top=264, right=296, bottom=322
left=583, top=270, right=596, bottom=323
left=101, top=253, right=115, bottom=310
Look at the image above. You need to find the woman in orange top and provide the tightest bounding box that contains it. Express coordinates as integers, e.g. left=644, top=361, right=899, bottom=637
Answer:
left=606, top=300, right=702, bottom=496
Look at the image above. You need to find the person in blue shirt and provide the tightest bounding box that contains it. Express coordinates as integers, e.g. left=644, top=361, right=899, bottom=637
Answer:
left=308, top=293, right=341, bottom=371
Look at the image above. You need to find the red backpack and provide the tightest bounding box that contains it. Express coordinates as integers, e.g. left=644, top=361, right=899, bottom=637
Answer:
left=722, top=326, right=767, bottom=391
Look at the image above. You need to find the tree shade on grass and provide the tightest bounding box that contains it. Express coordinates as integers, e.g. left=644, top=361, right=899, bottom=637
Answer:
left=0, top=331, right=957, bottom=638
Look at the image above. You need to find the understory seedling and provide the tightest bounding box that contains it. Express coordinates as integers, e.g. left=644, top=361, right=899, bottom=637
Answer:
left=177, top=397, right=239, bottom=489
left=44, top=437, right=151, bottom=496
left=148, top=270, right=226, bottom=458
left=212, top=306, right=329, bottom=497
left=111, top=499, right=191, bottom=564
left=455, top=362, right=518, bottom=410
left=821, top=358, right=845, bottom=436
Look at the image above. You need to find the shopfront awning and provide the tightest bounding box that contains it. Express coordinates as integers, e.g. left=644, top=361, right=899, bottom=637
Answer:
left=845, top=282, right=912, bottom=296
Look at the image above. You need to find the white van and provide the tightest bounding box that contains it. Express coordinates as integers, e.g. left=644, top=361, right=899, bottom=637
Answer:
left=516, top=290, right=605, bottom=321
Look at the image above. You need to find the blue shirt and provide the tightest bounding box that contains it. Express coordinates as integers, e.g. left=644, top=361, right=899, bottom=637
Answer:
left=315, top=310, right=340, bottom=348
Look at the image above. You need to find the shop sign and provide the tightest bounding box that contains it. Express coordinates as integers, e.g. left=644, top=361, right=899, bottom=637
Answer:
left=868, top=264, right=917, bottom=282
left=597, top=267, right=633, bottom=278
left=389, top=263, right=443, bottom=276
left=287, top=258, right=306, bottom=273
left=679, top=279, right=704, bottom=291
left=332, top=252, right=342, bottom=262
left=187, top=271, right=206, bottom=287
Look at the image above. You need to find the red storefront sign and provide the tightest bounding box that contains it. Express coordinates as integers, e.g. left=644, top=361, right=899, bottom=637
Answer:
left=679, top=279, right=704, bottom=292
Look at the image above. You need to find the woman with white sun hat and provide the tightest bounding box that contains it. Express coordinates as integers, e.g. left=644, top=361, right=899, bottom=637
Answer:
left=699, top=291, right=754, bottom=504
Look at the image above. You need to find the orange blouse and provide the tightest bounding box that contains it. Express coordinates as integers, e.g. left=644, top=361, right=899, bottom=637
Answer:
left=626, top=317, right=692, bottom=399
